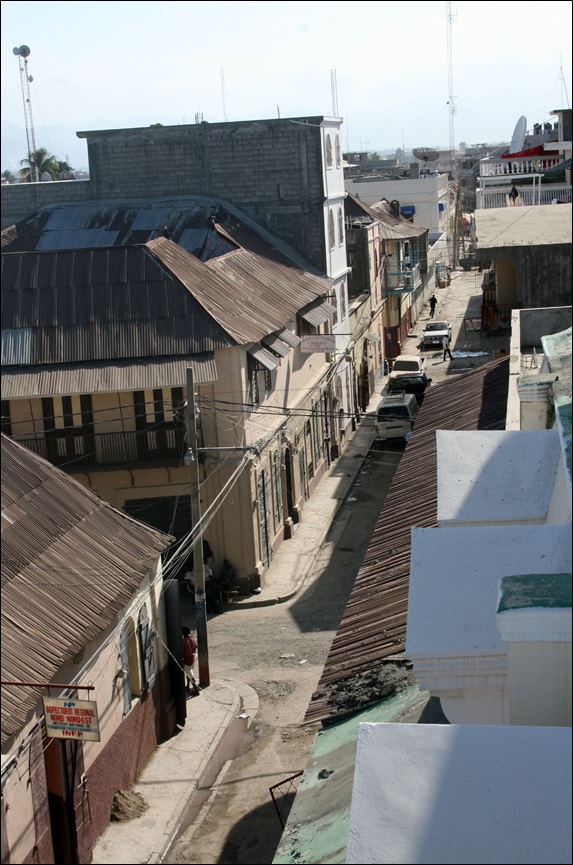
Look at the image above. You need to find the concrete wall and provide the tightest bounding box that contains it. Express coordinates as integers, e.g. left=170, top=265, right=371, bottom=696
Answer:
left=1, top=178, right=93, bottom=227
left=491, top=245, right=572, bottom=308
left=79, top=119, right=331, bottom=270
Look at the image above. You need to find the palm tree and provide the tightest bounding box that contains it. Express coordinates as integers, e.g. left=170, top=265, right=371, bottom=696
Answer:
left=19, top=147, right=59, bottom=182
left=1, top=169, right=17, bottom=183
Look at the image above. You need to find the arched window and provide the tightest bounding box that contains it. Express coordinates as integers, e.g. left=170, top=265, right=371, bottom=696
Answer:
left=326, top=134, right=333, bottom=168
left=328, top=210, right=335, bottom=250
left=335, top=135, right=342, bottom=167
left=338, top=207, right=344, bottom=245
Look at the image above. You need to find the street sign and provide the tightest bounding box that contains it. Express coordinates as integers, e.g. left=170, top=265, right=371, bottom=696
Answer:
left=43, top=696, right=100, bottom=741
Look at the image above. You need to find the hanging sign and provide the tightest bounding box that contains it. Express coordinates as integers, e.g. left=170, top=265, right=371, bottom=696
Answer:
left=301, top=334, right=336, bottom=353
left=43, top=696, right=100, bottom=741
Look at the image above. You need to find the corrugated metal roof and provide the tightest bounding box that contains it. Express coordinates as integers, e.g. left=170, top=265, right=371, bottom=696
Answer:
left=1, top=244, right=234, bottom=368
left=1, top=355, right=217, bottom=400
left=150, top=237, right=332, bottom=345
left=1, top=434, right=174, bottom=746
left=304, top=356, right=510, bottom=726
left=346, top=194, right=429, bottom=240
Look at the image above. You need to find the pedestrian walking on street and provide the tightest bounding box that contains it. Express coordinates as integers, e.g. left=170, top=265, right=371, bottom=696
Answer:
left=429, top=294, right=437, bottom=318
left=442, top=334, right=453, bottom=362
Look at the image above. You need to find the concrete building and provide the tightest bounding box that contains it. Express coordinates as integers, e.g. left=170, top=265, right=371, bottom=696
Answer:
left=2, top=116, right=367, bottom=590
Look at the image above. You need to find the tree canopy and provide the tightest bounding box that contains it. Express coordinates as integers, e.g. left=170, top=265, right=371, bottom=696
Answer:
left=19, top=148, right=76, bottom=182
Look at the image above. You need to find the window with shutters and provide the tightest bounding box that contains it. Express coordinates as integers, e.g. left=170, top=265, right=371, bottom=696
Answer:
left=138, top=604, right=156, bottom=691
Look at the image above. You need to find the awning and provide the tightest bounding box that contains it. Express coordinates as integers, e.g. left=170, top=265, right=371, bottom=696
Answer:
left=275, top=328, right=301, bottom=349
left=0, top=355, right=218, bottom=399
left=262, top=333, right=291, bottom=358
left=248, top=345, right=279, bottom=370
left=300, top=299, right=336, bottom=327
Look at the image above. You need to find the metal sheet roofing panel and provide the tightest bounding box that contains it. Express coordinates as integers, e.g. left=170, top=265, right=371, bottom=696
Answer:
left=1, top=354, right=217, bottom=399
left=248, top=345, right=279, bottom=370
left=1, top=434, right=174, bottom=746
left=304, top=357, right=510, bottom=726
left=262, top=333, right=291, bottom=357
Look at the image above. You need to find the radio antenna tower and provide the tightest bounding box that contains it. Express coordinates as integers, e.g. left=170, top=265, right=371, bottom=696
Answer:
left=13, top=45, right=39, bottom=182
left=330, top=69, right=339, bottom=116
left=220, top=68, right=228, bottom=122
left=446, top=3, right=456, bottom=178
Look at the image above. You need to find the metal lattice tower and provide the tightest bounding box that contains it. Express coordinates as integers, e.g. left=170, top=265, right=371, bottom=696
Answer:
left=13, top=45, right=39, bottom=182
left=446, top=3, right=456, bottom=178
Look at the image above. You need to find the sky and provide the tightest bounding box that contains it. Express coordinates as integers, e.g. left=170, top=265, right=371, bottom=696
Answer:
left=1, top=0, right=571, bottom=172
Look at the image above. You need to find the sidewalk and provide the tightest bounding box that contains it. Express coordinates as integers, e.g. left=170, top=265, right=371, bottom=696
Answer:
left=92, top=391, right=381, bottom=864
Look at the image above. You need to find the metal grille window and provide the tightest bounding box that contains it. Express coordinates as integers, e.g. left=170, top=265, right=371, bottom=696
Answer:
left=272, top=450, right=283, bottom=525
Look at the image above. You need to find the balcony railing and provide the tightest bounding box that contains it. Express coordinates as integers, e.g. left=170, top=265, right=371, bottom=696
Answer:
left=13, top=427, right=186, bottom=473
left=386, top=262, right=422, bottom=294
left=479, top=156, right=562, bottom=177
left=476, top=185, right=572, bottom=209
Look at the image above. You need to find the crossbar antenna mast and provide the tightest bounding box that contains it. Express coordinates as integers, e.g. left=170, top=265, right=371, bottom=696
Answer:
left=221, top=67, right=228, bottom=122
left=330, top=69, right=339, bottom=116
left=446, top=3, right=456, bottom=179
left=13, top=45, right=39, bottom=182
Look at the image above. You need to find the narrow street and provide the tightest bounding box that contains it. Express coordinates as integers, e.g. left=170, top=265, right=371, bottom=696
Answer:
left=165, top=270, right=507, bottom=865
left=165, top=440, right=402, bottom=864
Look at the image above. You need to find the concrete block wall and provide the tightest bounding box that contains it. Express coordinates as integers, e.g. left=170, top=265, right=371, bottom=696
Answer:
left=1, top=179, right=93, bottom=228
left=81, top=118, right=328, bottom=269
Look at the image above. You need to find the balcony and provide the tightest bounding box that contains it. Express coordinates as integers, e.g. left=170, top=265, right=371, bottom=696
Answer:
left=479, top=156, right=562, bottom=177
left=386, top=262, right=422, bottom=294
left=13, top=427, right=186, bottom=473
left=476, top=184, right=571, bottom=209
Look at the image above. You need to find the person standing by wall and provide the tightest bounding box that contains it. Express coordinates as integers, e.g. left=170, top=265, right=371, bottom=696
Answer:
left=182, top=626, right=200, bottom=696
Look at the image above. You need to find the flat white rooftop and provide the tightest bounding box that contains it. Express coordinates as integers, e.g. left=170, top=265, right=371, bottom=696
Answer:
left=407, top=524, right=572, bottom=657
left=436, top=430, right=562, bottom=525
left=347, top=723, right=572, bottom=864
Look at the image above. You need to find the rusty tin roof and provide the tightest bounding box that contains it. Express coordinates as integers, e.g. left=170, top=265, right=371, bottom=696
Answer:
left=1, top=434, right=174, bottom=747
left=305, top=356, right=510, bottom=726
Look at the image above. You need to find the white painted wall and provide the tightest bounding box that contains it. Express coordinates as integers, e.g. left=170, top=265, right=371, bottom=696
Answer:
left=347, top=723, right=572, bottom=864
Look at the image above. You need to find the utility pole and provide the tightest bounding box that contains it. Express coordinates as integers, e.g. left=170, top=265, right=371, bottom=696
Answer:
left=186, top=368, right=210, bottom=687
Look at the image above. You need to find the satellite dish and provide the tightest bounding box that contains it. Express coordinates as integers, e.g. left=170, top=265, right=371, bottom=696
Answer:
left=13, top=45, right=31, bottom=57
left=413, top=147, right=440, bottom=167
left=509, top=116, right=527, bottom=154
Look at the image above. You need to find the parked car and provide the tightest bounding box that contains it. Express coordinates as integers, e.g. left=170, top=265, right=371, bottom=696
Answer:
left=422, top=320, right=452, bottom=349
left=389, top=354, right=426, bottom=377
left=375, top=392, right=420, bottom=446
left=387, top=372, right=432, bottom=404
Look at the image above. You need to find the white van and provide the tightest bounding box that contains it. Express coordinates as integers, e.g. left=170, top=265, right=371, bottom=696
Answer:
left=375, top=392, right=420, bottom=445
